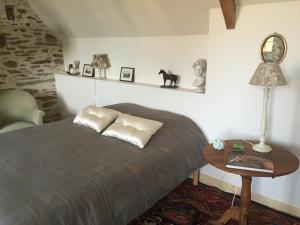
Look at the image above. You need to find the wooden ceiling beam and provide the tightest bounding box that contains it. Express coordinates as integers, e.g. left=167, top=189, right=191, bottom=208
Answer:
left=219, top=0, right=236, bottom=29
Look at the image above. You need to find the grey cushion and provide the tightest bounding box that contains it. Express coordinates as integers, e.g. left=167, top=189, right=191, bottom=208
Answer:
left=0, top=121, right=36, bottom=134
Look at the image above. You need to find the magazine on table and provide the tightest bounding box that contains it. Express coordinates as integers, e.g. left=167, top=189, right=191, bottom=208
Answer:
left=226, top=151, right=274, bottom=173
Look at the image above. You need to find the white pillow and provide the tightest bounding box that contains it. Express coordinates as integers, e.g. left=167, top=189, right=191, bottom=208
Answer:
left=102, top=113, right=163, bottom=148
left=73, top=105, right=119, bottom=132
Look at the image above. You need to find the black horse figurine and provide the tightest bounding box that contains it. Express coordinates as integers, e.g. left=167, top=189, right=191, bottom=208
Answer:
left=158, top=69, right=178, bottom=88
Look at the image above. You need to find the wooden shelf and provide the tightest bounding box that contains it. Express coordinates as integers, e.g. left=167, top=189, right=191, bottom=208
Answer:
left=57, top=73, right=200, bottom=94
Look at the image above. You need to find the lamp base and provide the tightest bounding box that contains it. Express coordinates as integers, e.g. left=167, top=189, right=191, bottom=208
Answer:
left=252, top=143, right=272, bottom=153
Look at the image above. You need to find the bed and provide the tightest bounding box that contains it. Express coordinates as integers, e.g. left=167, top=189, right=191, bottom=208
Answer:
left=0, top=103, right=208, bottom=225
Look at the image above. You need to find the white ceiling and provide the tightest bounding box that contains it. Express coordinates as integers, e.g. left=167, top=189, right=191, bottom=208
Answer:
left=27, top=0, right=299, bottom=38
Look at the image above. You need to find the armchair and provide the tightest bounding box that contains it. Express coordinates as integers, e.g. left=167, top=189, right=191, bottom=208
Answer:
left=0, top=90, right=45, bottom=134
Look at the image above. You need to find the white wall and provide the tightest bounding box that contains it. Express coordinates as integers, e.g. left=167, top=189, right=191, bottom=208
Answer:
left=63, top=35, right=208, bottom=89
left=61, top=1, right=300, bottom=211
left=55, top=75, right=95, bottom=117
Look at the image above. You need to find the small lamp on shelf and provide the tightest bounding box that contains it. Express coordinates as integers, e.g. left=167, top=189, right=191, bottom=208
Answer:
left=249, top=62, right=287, bottom=153
left=91, top=54, right=111, bottom=79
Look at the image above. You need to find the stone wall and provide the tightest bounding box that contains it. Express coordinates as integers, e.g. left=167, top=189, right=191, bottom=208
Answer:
left=0, top=0, right=64, bottom=122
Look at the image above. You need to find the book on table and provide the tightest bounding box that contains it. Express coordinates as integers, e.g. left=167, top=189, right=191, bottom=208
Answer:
left=226, top=151, right=274, bottom=173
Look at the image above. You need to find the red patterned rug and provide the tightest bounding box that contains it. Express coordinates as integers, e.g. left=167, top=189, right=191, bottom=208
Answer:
left=128, top=179, right=300, bottom=225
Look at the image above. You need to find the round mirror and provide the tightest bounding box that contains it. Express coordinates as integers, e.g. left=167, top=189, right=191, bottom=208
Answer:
left=260, top=33, right=287, bottom=64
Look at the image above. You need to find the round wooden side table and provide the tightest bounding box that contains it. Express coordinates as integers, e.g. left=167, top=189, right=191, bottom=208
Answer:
left=202, top=140, right=299, bottom=225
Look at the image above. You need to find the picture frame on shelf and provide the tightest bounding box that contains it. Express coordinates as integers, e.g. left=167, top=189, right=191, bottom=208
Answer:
left=82, top=64, right=94, bottom=77
left=120, top=67, right=135, bottom=82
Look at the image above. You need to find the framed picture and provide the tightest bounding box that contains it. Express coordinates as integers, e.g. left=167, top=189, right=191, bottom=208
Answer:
left=120, top=67, right=135, bottom=82
left=82, top=64, right=94, bottom=77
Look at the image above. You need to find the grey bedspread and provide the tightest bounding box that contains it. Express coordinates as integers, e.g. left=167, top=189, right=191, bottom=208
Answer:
left=0, top=103, right=208, bottom=225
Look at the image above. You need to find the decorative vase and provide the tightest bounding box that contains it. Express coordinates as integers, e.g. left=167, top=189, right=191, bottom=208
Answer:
left=212, top=138, right=224, bottom=150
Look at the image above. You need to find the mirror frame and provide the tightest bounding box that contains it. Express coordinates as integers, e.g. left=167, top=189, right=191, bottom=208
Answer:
left=260, top=33, right=287, bottom=64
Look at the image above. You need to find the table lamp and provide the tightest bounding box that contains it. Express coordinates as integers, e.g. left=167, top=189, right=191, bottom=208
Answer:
left=91, top=54, right=110, bottom=79
left=249, top=62, right=286, bottom=153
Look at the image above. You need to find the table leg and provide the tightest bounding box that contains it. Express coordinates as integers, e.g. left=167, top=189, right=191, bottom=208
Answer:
left=211, top=207, right=239, bottom=225
left=212, top=176, right=253, bottom=225
left=239, top=176, right=252, bottom=225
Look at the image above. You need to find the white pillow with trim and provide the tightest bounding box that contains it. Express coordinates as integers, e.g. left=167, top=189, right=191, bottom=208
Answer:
left=102, top=113, right=163, bottom=148
left=73, top=105, right=119, bottom=133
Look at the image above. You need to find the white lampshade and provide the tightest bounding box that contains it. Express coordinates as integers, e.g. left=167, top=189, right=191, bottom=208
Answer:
left=249, top=62, right=287, bottom=87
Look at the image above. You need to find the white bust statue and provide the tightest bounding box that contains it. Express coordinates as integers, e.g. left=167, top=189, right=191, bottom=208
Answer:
left=192, top=58, right=207, bottom=93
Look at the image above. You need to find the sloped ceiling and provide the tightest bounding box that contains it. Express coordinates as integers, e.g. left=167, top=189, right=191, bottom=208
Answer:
left=27, top=0, right=299, bottom=38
